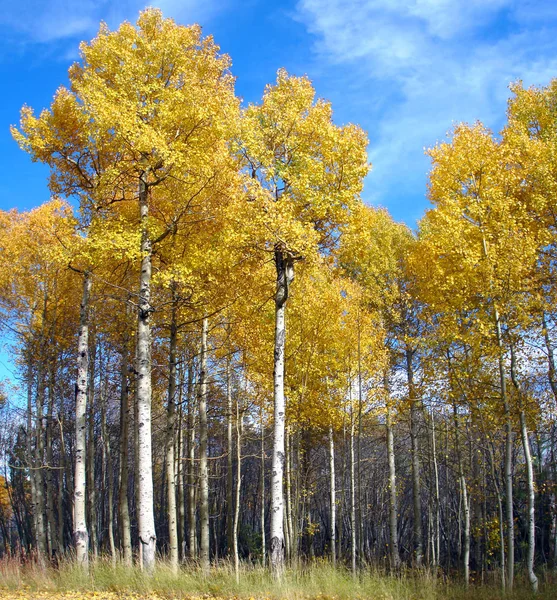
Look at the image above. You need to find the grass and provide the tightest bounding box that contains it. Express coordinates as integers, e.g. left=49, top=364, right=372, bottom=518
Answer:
left=0, top=556, right=554, bottom=599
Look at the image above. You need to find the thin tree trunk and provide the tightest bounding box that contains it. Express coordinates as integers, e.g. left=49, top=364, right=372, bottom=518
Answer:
left=187, top=361, right=197, bottom=560
left=118, top=342, right=132, bottom=566
left=87, top=335, right=98, bottom=558
left=329, top=424, right=336, bottom=567
left=543, top=313, right=557, bottom=405
left=493, top=308, right=514, bottom=590
left=350, top=392, right=356, bottom=579
left=284, top=427, right=292, bottom=562
left=270, top=247, right=293, bottom=578
left=26, top=357, right=39, bottom=557
left=453, top=402, right=470, bottom=586
left=486, top=441, right=506, bottom=590
left=407, top=347, right=423, bottom=567
left=260, top=406, right=266, bottom=567
left=166, top=289, right=179, bottom=572
left=357, top=326, right=363, bottom=566
left=177, top=376, right=185, bottom=561
left=288, top=428, right=297, bottom=564
left=35, top=357, right=48, bottom=560
left=57, top=415, right=65, bottom=553
left=136, top=172, right=157, bottom=571
left=74, top=272, right=91, bottom=570
left=233, top=388, right=242, bottom=584
left=46, top=364, right=58, bottom=560
left=386, top=399, right=400, bottom=570
left=226, top=354, right=234, bottom=557
left=431, top=408, right=440, bottom=569
left=478, top=217, right=514, bottom=590
left=100, top=377, right=116, bottom=563
left=510, top=346, right=538, bottom=592
left=198, top=317, right=210, bottom=570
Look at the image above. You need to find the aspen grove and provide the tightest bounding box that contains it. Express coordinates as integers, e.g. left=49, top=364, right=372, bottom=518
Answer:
left=2, top=8, right=557, bottom=594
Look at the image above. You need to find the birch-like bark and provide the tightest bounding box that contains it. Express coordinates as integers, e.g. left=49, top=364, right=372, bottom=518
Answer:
left=479, top=222, right=514, bottom=590
left=350, top=393, right=357, bottom=579
left=287, top=428, right=297, bottom=564
left=453, top=402, right=470, bottom=586
left=233, top=389, right=242, bottom=583
left=118, top=343, right=132, bottom=566
left=260, top=406, right=266, bottom=567
left=486, top=440, right=506, bottom=590
left=406, top=347, right=423, bottom=567
left=493, top=308, right=514, bottom=590
left=74, top=272, right=91, bottom=570
left=100, top=378, right=116, bottom=563
left=329, top=425, right=336, bottom=567
left=543, top=313, right=557, bottom=404
left=284, top=427, right=292, bottom=561
left=57, top=416, right=65, bottom=552
left=551, top=431, right=557, bottom=571
left=136, top=172, right=157, bottom=571
left=187, top=361, right=197, bottom=560
left=386, top=400, right=400, bottom=570
left=87, top=336, right=97, bottom=558
left=177, top=372, right=185, bottom=560
left=510, top=346, right=538, bottom=592
left=35, top=358, right=48, bottom=560
left=357, top=328, right=363, bottom=565
left=270, top=246, right=294, bottom=578
left=226, top=354, right=234, bottom=557
left=431, top=408, right=440, bottom=568
left=198, top=317, right=210, bottom=570
left=166, top=291, right=179, bottom=572
left=46, top=365, right=58, bottom=559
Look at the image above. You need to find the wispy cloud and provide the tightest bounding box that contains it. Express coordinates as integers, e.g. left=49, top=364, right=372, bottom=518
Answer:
left=0, top=0, right=227, bottom=45
left=295, top=0, right=557, bottom=222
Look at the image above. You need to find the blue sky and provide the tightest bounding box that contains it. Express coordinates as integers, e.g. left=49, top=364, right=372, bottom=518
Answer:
left=2, top=0, right=557, bottom=224
left=1, top=0, right=557, bottom=386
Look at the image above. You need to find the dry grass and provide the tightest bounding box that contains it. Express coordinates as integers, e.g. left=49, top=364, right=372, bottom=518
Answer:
left=0, top=555, right=554, bottom=599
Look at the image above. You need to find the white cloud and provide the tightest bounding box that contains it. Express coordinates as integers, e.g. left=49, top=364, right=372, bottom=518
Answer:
left=0, top=0, right=226, bottom=44
left=295, top=0, right=557, bottom=222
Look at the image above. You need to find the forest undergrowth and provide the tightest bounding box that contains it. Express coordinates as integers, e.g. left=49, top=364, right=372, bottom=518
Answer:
left=0, top=557, right=555, bottom=600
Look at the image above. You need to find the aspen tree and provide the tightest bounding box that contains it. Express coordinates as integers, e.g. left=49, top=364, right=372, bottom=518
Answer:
left=242, top=70, right=368, bottom=576
left=13, top=9, right=239, bottom=570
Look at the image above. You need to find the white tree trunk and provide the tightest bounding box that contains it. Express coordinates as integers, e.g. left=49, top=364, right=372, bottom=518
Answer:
left=329, top=425, right=336, bottom=567
left=491, top=303, right=514, bottom=590
left=26, top=363, right=38, bottom=552
left=407, top=348, right=423, bottom=567
left=187, top=363, right=197, bottom=560
left=260, top=406, right=266, bottom=567
left=227, top=355, right=234, bottom=557
left=270, top=293, right=286, bottom=577
left=453, top=403, right=470, bottom=586
left=35, top=361, right=48, bottom=560
left=350, top=397, right=356, bottom=579
left=166, top=293, right=179, bottom=572
left=86, top=337, right=97, bottom=558
left=270, top=247, right=293, bottom=578
left=136, top=174, right=157, bottom=571
left=431, top=408, right=440, bottom=568
left=386, top=401, right=400, bottom=570
left=521, top=417, right=538, bottom=592
left=233, top=389, right=242, bottom=584
left=511, top=346, right=538, bottom=592
left=74, top=272, right=91, bottom=570
left=100, top=378, right=116, bottom=564
left=199, top=317, right=210, bottom=570
left=118, top=342, right=132, bottom=566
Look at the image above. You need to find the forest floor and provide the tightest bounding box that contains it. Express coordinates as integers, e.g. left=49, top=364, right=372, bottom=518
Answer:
left=0, top=559, right=554, bottom=599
